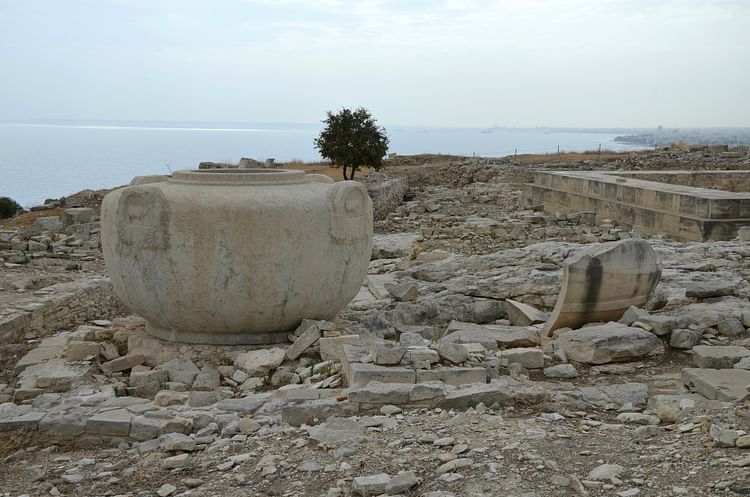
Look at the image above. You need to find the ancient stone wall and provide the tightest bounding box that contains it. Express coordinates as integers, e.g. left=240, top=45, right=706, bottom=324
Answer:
left=0, top=278, right=126, bottom=342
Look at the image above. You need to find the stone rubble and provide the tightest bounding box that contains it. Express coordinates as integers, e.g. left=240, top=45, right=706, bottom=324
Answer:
left=2, top=150, right=750, bottom=495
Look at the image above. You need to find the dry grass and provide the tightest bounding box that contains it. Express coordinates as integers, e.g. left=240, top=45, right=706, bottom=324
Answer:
left=0, top=207, right=65, bottom=231
left=276, top=160, right=371, bottom=180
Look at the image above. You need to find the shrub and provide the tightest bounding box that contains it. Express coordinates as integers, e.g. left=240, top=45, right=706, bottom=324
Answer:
left=0, top=197, right=23, bottom=219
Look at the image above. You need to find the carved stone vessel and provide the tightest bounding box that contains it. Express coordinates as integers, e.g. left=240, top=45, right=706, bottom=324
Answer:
left=101, top=169, right=372, bottom=345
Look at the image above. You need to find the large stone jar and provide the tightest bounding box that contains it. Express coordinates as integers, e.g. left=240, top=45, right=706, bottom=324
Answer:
left=101, top=169, right=373, bottom=344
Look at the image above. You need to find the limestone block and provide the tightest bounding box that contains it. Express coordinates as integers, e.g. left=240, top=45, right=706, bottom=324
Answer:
left=38, top=413, right=86, bottom=438
left=129, top=368, right=169, bottom=388
left=33, top=216, right=62, bottom=233
left=0, top=411, right=46, bottom=432
left=286, top=324, right=322, bottom=360
left=234, top=348, right=286, bottom=377
left=374, top=346, right=407, bottom=365
left=101, top=354, right=144, bottom=373
left=717, top=318, right=746, bottom=337
left=86, top=409, right=132, bottom=437
left=545, top=239, right=661, bottom=334
left=554, top=323, right=664, bottom=364
left=101, top=171, right=372, bottom=345
left=692, top=346, right=750, bottom=369
left=156, top=358, right=201, bottom=384
left=438, top=380, right=513, bottom=409
left=65, top=341, right=101, bottom=360
left=637, top=315, right=688, bottom=336
left=62, top=207, right=96, bottom=228
left=319, top=335, right=363, bottom=362
left=502, top=348, right=545, bottom=369
left=682, top=368, right=750, bottom=401
left=371, top=233, right=419, bottom=259
left=504, top=299, right=549, bottom=326
left=416, top=367, right=486, bottom=386
left=670, top=329, right=702, bottom=349
left=437, top=342, right=469, bottom=364
left=347, top=363, right=416, bottom=386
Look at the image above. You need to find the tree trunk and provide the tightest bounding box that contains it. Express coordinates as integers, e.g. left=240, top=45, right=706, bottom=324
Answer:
left=350, top=167, right=356, bottom=180
left=342, top=166, right=350, bottom=180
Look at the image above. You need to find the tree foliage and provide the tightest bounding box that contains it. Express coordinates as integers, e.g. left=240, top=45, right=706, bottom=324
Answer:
left=314, top=107, right=389, bottom=180
left=0, top=197, right=23, bottom=220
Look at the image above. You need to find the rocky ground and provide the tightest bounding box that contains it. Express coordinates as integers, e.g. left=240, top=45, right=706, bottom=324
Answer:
left=1, top=149, right=750, bottom=497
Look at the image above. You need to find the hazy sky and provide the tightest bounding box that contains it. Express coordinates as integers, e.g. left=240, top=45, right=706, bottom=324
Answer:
left=1, top=0, right=748, bottom=127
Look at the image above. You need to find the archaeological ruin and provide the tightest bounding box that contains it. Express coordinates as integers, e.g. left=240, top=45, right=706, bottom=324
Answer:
left=1, top=148, right=750, bottom=496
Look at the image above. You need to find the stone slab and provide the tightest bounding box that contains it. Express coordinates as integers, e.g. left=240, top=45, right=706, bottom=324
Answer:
left=682, top=368, right=750, bottom=401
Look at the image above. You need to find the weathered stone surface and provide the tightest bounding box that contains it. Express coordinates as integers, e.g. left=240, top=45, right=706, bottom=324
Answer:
left=385, top=281, right=418, bottom=302
left=234, top=348, right=286, bottom=376
left=86, top=409, right=132, bottom=436
left=374, top=345, right=407, bottom=366
left=545, top=239, right=661, bottom=334
left=101, top=354, right=144, bottom=373
left=352, top=473, right=391, bottom=496
left=442, top=321, right=541, bottom=349
left=637, top=315, right=687, bottom=336
left=162, top=432, right=196, bottom=452
left=102, top=172, right=372, bottom=345
left=129, top=368, right=169, bottom=388
left=192, top=369, right=220, bottom=390
left=717, top=318, right=746, bottom=337
left=439, top=380, right=513, bottom=409
left=65, top=340, right=101, bottom=360
left=319, top=335, right=363, bottom=362
left=304, top=417, right=365, bottom=445
left=692, top=345, right=750, bottom=369
left=502, top=347, right=544, bottom=369
left=504, top=299, right=548, bottom=326
left=682, top=368, right=750, bottom=401
left=416, top=367, right=486, bottom=386
left=371, top=233, right=419, bottom=259
left=347, top=363, right=416, bottom=386
left=555, top=323, right=664, bottom=364
left=437, top=342, right=469, bottom=364
left=385, top=471, right=418, bottom=494
left=156, top=358, right=201, bottom=384
left=543, top=364, right=579, bottom=379
left=0, top=411, right=46, bottom=432
left=669, top=329, right=702, bottom=349
left=286, top=323, right=322, bottom=360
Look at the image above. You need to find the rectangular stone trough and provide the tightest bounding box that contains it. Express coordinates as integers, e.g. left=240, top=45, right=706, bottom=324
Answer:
left=522, top=170, right=750, bottom=241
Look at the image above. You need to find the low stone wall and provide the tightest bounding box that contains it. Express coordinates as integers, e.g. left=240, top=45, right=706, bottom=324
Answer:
left=523, top=170, right=750, bottom=241
left=618, top=171, right=750, bottom=193
left=0, top=278, right=126, bottom=342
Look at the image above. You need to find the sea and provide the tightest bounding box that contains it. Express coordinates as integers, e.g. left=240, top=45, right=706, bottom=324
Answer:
left=0, top=121, right=646, bottom=208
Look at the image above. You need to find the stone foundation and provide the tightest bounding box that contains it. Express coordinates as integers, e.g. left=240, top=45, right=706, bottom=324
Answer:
left=523, top=170, right=750, bottom=241
left=0, top=278, right=125, bottom=342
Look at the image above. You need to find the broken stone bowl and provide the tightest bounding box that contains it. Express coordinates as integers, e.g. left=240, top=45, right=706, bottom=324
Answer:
left=101, top=169, right=372, bottom=345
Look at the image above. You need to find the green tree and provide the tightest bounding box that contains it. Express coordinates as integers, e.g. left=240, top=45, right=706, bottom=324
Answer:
left=0, top=197, right=23, bottom=220
left=314, top=107, right=389, bottom=180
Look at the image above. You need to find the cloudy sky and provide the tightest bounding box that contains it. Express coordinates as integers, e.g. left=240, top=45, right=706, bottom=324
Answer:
left=0, top=0, right=747, bottom=127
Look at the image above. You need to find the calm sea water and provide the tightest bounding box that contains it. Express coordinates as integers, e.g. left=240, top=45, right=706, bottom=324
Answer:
left=0, top=121, right=644, bottom=207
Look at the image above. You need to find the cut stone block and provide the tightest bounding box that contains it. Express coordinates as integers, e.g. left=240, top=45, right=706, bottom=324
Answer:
left=347, top=363, right=416, bottom=386
left=554, top=322, right=664, bottom=364
left=670, top=329, right=702, bottom=349
left=86, top=409, right=132, bottom=437
left=501, top=347, right=544, bottom=369
left=286, top=323, right=322, bottom=360
left=439, top=380, right=513, bottom=409
left=101, top=354, right=144, bottom=373
left=416, top=367, right=486, bottom=386
left=65, top=341, right=101, bottom=360
left=319, top=335, right=363, bottom=362
left=682, top=368, right=750, bottom=401
left=545, top=239, right=661, bottom=334
left=437, top=342, right=469, bottom=364
left=637, top=315, right=688, bottom=336
left=233, top=348, right=286, bottom=376
left=504, top=299, right=549, bottom=326
left=692, top=345, right=750, bottom=369
left=0, top=411, right=46, bottom=432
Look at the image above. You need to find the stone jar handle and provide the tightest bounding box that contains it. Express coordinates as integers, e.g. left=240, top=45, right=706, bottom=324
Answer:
left=327, top=181, right=372, bottom=242
left=116, top=185, right=171, bottom=250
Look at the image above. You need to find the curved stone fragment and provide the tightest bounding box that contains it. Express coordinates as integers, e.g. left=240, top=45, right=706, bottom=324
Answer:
left=545, top=239, right=661, bottom=335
